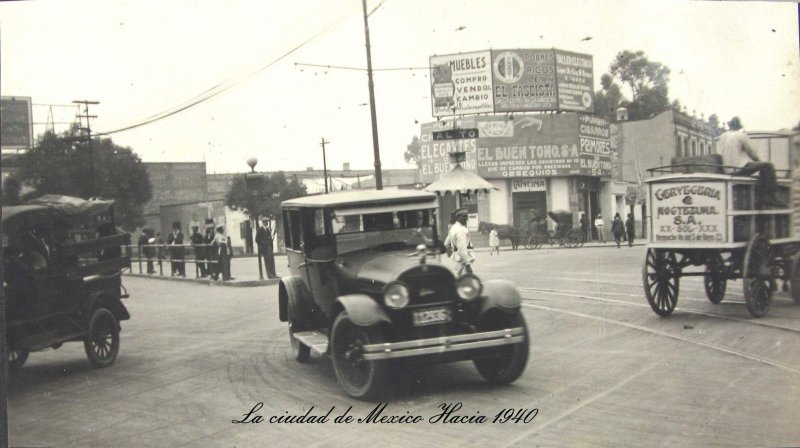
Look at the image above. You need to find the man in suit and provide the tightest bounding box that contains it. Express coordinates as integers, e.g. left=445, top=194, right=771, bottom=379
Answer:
left=255, top=217, right=277, bottom=279
left=166, top=222, right=185, bottom=277
left=189, top=225, right=206, bottom=277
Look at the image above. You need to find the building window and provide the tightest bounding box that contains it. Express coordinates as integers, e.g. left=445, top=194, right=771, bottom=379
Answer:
left=690, top=138, right=697, bottom=156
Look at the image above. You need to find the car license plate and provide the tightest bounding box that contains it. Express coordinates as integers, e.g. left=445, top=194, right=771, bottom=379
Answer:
left=413, top=307, right=452, bottom=326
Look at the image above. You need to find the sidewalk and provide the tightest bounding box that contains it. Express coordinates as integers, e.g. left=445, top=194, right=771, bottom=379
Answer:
left=124, top=255, right=290, bottom=287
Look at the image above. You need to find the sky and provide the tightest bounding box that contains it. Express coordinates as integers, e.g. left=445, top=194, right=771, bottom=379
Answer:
left=1, top=0, right=798, bottom=174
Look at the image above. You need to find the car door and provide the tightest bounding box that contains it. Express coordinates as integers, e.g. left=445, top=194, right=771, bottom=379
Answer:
left=300, top=208, right=339, bottom=320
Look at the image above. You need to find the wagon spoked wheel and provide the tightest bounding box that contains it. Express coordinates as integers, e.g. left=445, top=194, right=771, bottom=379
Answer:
left=565, top=228, right=585, bottom=248
left=791, top=253, right=800, bottom=305
left=704, top=253, right=727, bottom=304
left=8, top=350, right=29, bottom=371
left=287, top=300, right=310, bottom=363
left=330, top=312, right=388, bottom=400
left=742, top=234, right=773, bottom=318
left=642, top=249, right=680, bottom=316
left=526, top=234, right=543, bottom=250
left=83, top=307, right=120, bottom=368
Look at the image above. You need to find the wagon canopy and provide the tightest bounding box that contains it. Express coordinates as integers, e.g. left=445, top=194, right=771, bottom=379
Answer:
left=547, top=210, right=573, bottom=224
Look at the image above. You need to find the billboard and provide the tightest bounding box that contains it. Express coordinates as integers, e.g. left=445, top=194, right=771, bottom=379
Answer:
left=418, top=113, right=611, bottom=182
left=430, top=49, right=594, bottom=116
left=1, top=96, right=34, bottom=149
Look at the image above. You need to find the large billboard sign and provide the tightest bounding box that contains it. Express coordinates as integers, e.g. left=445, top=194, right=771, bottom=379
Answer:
left=1, top=96, right=34, bottom=149
left=430, top=49, right=594, bottom=117
left=418, top=113, right=611, bottom=182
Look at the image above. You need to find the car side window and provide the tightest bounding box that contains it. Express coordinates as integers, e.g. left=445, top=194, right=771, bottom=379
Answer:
left=284, top=210, right=302, bottom=251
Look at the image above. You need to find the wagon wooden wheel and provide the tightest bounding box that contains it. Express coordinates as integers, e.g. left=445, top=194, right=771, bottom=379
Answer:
left=704, top=253, right=727, bottom=304
left=742, top=234, right=773, bottom=318
left=643, top=248, right=680, bottom=316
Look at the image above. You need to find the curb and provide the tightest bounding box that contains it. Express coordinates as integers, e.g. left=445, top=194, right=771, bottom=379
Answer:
left=124, top=272, right=280, bottom=287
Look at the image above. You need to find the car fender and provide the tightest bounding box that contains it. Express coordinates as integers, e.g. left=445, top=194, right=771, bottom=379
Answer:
left=336, top=294, right=390, bottom=327
left=479, top=279, right=522, bottom=316
left=85, top=291, right=130, bottom=324
left=278, top=275, right=312, bottom=322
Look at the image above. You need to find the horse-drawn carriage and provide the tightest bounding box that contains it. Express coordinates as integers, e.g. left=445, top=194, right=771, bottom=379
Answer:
left=642, top=160, right=799, bottom=318
left=524, top=210, right=586, bottom=249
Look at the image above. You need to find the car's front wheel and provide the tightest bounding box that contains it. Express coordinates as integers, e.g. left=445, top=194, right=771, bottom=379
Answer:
left=8, top=350, right=29, bottom=371
left=473, top=311, right=529, bottom=385
left=83, top=307, right=120, bottom=368
left=330, top=312, right=387, bottom=400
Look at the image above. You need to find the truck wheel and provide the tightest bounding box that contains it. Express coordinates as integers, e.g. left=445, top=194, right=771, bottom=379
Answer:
left=330, top=312, right=387, bottom=400
left=84, top=307, right=120, bottom=368
left=8, top=350, right=29, bottom=371
left=287, top=299, right=310, bottom=363
left=473, top=312, right=529, bottom=385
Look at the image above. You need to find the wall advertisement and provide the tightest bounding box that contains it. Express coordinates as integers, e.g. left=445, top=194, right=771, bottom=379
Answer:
left=430, top=49, right=593, bottom=117
left=1, top=96, right=33, bottom=149
left=418, top=113, right=612, bottom=182
left=649, top=182, right=727, bottom=244
left=792, top=133, right=800, bottom=238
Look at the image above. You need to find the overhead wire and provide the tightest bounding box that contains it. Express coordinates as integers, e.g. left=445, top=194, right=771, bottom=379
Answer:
left=96, top=0, right=387, bottom=137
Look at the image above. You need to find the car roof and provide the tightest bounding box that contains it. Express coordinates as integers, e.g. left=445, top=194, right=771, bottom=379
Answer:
left=281, top=189, right=438, bottom=208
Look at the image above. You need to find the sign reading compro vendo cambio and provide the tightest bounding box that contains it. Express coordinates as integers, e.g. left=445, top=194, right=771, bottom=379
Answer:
left=649, top=182, right=727, bottom=244
left=429, top=49, right=594, bottom=117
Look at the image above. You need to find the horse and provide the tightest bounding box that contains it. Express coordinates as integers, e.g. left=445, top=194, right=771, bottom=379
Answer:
left=478, top=221, right=520, bottom=250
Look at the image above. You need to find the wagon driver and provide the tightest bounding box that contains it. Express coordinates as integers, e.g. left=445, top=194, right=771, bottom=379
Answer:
left=444, top=208, right=475, bottom=276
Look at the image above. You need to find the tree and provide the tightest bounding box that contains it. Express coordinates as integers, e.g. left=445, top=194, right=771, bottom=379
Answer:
left=17, top=130, right=152, bottom=230
left=404, top=135, right=422, bottom=168
left=226, top=171, right=307, bottom=277
left=707, top=114, right=723, bottom=138
left=597, top=50, right=673, bottom=121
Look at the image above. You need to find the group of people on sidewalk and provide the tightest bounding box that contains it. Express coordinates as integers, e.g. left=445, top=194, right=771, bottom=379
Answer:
left=136, top=219, right=233, bottom=281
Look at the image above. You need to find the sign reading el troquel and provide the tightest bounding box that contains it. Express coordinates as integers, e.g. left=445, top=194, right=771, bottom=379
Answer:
left=430, top=49, right=594, bottom=117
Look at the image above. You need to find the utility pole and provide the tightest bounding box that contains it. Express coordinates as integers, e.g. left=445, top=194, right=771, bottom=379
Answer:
left=73, top=100, right=99, bottom=197
left=362, top=0, right=383, bottom=190
left=320, top=137, right=330, bottom=194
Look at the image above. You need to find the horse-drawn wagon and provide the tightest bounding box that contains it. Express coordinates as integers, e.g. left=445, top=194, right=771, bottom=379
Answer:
left=642, top=160, right=799, bottom=318
left=524, top=210, right=586, bottom=249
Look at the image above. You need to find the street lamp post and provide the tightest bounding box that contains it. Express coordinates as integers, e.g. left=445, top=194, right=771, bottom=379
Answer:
left=246, top=157, right=264, bottom=280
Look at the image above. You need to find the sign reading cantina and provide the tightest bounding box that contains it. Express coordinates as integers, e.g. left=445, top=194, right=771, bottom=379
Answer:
left=418, top=113, right=612, bottom=182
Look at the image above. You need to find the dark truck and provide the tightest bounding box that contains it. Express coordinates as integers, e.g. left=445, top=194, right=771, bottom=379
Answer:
left=3, top=195, right=131, bottom=370
left=278, top=189, right=529, bottom=399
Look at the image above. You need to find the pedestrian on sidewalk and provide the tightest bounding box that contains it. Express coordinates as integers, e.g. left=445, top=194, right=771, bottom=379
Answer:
left=489, top=225, right=500, bottom=255
left=167, top=222, right=185, bottom=277
left=612, top=213, right=625, bottom=248
left=444, top=208, right=475, bottom=276
left=190, top=225, right=206, bottom=277
left=626, top=214, right=635, bottom=247
left=594, top=213, right=606, bottom=243
left=213, top=225, right=233, bottom=281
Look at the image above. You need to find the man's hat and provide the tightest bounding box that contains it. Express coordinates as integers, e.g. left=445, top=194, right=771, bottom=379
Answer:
left=191, top=225, right=199, bottom=230
left=454, top=208, right=469, bottom=217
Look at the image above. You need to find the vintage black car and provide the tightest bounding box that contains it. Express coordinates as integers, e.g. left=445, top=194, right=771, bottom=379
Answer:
left=278, top=189, right=529, bottom=399
left=3, top=195, right=131, bottom=370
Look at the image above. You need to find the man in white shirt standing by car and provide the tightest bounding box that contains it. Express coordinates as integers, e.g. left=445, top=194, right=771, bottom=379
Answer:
left=718, top=116, right=785, bottom=208
left=444, top=208, right=474, bottom=276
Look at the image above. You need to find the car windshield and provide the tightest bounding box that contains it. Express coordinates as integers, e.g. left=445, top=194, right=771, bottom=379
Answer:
left=332, top=209, right=436, bottom=254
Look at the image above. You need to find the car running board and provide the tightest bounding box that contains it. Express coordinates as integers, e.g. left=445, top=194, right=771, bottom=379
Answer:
left=294, top=331, right=329, bottom=355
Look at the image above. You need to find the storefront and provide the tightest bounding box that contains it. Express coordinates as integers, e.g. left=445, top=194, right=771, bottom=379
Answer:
left=419, top=113, right=613, bottom=236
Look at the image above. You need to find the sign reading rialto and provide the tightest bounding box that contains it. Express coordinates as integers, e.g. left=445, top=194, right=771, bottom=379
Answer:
left=650, top=182, right=726, bottom=243
left=430, top=51, right=493, bottom=117
left=430, top=48, right=593, bottom=116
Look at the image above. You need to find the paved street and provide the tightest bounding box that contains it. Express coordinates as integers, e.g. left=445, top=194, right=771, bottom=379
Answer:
left=8, top=245, right=800, bottom=447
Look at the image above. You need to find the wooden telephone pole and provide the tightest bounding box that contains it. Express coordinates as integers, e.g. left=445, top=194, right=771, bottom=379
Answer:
left=73, top=100, right=100, bottom=196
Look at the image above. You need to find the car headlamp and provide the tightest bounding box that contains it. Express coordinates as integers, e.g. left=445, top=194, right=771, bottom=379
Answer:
left=384, top=282, right=410, bottom=309
left=455, top=274, right=482, bottom=301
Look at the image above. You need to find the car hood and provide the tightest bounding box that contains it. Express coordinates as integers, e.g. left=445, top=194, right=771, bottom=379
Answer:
left=335, top=249, right=447, bottom=286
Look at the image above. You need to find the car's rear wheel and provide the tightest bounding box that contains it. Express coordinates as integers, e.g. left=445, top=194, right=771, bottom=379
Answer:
left=473, top=312, right=529, bottom=385
left=330, top=312, right=387, bottom=400
left=8, top=350, right=29, bottom=371
left=83, top=307, right=120, bottom=368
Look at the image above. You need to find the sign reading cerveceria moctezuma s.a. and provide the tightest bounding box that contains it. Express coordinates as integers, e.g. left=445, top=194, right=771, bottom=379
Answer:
left=429, top=49, right=594, bottom=117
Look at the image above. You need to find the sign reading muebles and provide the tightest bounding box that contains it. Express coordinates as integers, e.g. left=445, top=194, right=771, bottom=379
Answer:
left=417, top=113, right=612, bottom=182
left=429, top=48, right=594, bottom=117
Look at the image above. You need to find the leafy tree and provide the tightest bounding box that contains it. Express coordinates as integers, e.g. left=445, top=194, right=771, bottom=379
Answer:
left=597, top=50, right=672, bottom=121
left=226, top=171, right=306, bottom=277
left=404, top=135, right=422, bottom=168
left=707, top=114, right=723, bottom=138
left=17, top=130, right=152, bottom=230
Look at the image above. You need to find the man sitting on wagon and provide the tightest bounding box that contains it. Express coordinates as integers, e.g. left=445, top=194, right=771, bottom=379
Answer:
left=717, top=117, right=786, bottom=208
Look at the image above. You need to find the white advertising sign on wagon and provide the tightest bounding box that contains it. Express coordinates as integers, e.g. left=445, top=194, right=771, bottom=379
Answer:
left=650, top=182, right=727, bottom=244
